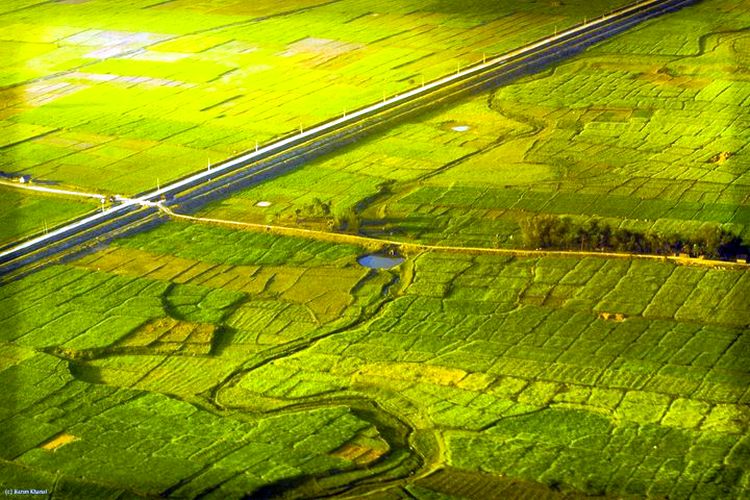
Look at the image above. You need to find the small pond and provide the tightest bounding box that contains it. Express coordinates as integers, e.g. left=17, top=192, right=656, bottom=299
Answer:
left=357, top=253, right=405, bottom=269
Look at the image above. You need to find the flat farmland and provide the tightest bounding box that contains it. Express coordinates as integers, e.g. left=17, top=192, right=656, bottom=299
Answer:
left=3, top=0, right=749, bottom=497
left=373, top=0, right=750, bottom=246
left=197, top=0, right=750, bottom=248
left=1, top=0, right=629, bottom=194
left=1, top=222, right=748, bottom=496
left=0, top=186, right=99, bottom=246
left=0, top=0, right=632, bottom=243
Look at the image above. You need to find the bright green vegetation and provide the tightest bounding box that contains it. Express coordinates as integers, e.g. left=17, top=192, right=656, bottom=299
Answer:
left=1, top=222, right=748, bottom=496
left=198, top=92, right=522, bottom=229
left=0, top=0, right=628, bottom=196
left=3, top=0, right=749, bottom=497
left=2, top=348, right=377, bottom=498
left=0, top=227, right=399, bottom=496
left=371, top=0, right=750, bottom=247
left=0, top=187, right=98, bottom=246
left=201, top=0, right=750, bottom=251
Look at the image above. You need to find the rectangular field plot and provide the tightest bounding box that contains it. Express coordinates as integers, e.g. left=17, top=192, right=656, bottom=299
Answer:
left=0, top=187, right=98, bottom=246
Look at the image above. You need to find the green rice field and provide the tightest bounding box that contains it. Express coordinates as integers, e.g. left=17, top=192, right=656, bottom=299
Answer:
left=2, top=0, right=749, bottom=497
left=1, top=221, right=748, bottom=496
left=1, top=0, right=628, bottom=193
left=0, top=0, right=630, bottom=243
left=199, top=0, right=750, bottom=248
left=0, top=187, right=99, bottom=246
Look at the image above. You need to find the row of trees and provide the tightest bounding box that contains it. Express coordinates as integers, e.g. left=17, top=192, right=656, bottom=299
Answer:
left=519, top=215, right=747, bottom=259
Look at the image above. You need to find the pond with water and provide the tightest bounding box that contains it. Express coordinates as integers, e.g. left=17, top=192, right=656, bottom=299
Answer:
left=357, top=253, right=404, bottom=269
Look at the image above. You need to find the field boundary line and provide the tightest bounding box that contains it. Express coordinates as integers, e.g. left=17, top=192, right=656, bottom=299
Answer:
left=158, top=205, right=749, bottom=269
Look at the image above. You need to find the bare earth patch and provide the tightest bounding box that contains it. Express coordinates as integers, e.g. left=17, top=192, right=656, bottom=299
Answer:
left=41, top=433, right=78, bottom=451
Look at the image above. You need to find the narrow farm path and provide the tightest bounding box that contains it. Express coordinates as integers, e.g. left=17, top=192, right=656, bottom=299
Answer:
left=0, top=179, right=107, bottom=201
left=158, top=204, right=748, bottom=269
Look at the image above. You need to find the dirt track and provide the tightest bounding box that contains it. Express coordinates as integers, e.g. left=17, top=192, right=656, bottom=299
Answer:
left=159, top=205, right=748, bottom=270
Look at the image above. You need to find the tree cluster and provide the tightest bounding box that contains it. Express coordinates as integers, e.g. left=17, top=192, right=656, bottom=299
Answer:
left=519, top=215, right=747, bottom=259
left=295, top=197, right=331, bottom=219
left=294, top=198, right=362, bottom=234
left=333, top=207, right=361, bottom=233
